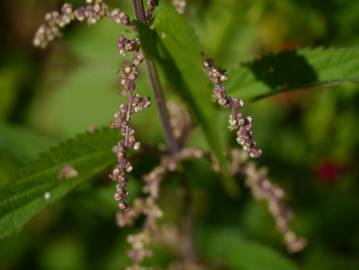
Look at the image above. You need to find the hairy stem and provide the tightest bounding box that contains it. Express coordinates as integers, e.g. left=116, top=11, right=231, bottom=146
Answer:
left=132, top=0, right=179, bottom=156
left=133, top=0, right=147, bottom=23
left=146, top=59, right=179, bottom=155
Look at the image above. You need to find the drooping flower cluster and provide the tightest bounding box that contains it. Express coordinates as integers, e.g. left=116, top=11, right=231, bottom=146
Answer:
left=202, top=56, right=306, bottom=252
left=33, top=0, right=107, bottom=48
left=116, top=146, right=204, bottom=270
left=110, top=41, right=150, bottom=211
left=33, top=0, right=131, bottom=49
left=127, top=231, right=153, bottom=270
left=202, top=57, right=262, bottom=158
left=116, top=101, right=196, bottom=226
left=228, top=148, right=307, bottom=253
left=33, top=0, right=146, bottom=213
left=243, top=162, right=307, bottom=253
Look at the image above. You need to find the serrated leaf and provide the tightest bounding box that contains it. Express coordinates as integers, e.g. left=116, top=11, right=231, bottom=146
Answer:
left=0, top=128, right=119, bottom=239
left=138, top=3, right=238, bottom=196
left=199, top=228, right=299, bottom=270
left=227, top=47, right=359, bottom=100
left=0, top=155, right=18, bottom=186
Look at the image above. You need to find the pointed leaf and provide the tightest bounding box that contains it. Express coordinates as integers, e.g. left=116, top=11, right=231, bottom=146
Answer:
left=227, top=47, right=359, bottom=100
left=0, top=128, right=119, bottom=239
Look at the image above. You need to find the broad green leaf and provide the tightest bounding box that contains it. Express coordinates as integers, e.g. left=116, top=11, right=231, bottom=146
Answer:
left=0, top=128, right=119, bottom=240
left=139, top=3, right=238, bottom=196
left=0, top=155, right=18, bottom=186
left=227, top=47, right=359, bottom=100
left=199, top=228, right=299, bottom=270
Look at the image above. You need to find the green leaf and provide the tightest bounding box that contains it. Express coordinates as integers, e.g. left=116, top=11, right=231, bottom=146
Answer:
left=199, top=228, right=299, bottom=270
left=138, top=3, right=238, bottom=196
left=227, top=47, right=359, bottom=100
left=0, top=155, right=18, bottom=186
left=0, top=128, right=119, bottom=240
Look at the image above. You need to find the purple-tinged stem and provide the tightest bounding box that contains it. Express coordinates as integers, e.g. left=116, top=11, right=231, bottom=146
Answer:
left=124, top=94, right=133, bottom=147
left=132, top=0, right=179, bottom=156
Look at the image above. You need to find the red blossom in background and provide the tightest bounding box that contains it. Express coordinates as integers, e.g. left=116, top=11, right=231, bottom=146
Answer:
left=316, top=160, right=344, bottom=184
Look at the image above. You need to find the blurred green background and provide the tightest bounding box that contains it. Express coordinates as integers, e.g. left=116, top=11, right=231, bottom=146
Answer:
left=0, top=0, right=359, bottom=269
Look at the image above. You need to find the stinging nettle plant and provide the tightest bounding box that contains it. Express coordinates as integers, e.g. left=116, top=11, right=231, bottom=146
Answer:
left=2, top=0, right=359, bottom=269
left=33, top=0, right=304, bottom=265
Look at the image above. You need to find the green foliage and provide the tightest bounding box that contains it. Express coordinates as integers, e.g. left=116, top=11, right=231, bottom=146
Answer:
left=199, top=228, right=299, bottom=270
left=0, top=155, right=17, bottom=185
left=0, top=128, right=119, bottom=240
left=227, top=47, right=359, bottom=100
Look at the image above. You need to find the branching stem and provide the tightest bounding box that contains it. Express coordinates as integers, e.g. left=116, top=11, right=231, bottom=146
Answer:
left=132, top=0, right=179, bottom=156
left=132, top=0, right=199, bottom=264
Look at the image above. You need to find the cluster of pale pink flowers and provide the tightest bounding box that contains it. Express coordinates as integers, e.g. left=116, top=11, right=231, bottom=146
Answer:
left=33, top=0, right=131, bottom=49
left=109, top=35, right=151, bottom=213
left=117, top=144, right=204, bottom=269
left=119, top=149, right=203, bottom=269
left=244, top=162, right=307, bottom=253
left=114, top=97, right=207, bottom=269
left=229, top=149, right=307, bottom=253
left=203, top=55, right=306, bottom=252
left=202, top=57, right=262, bottom=158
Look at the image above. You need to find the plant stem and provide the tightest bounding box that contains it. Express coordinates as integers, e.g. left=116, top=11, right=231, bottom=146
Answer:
left=132, top=1, right=199, bottom=264
left=180, top=173, right=199, bottom=264
left=145, top=59, right=179, bottom=155
left=124, top=92, right=134, bottom=147
left=132, top=0, right=179, bottom=156
left=132, top=0, right=147, bottom=23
